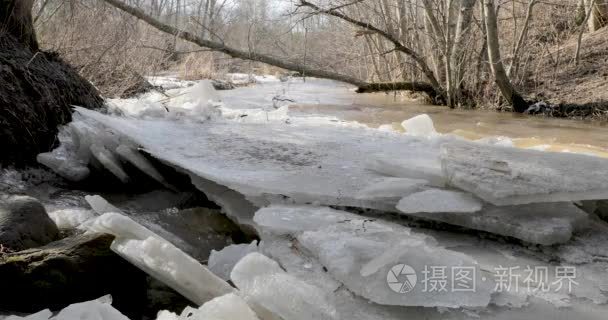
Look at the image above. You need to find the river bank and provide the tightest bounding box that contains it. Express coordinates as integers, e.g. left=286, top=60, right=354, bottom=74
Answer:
left=2, top=77, right=608, bottom=319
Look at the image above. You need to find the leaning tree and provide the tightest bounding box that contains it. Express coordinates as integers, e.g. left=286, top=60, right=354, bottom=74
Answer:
left=0, top=0, right=103, bottom=166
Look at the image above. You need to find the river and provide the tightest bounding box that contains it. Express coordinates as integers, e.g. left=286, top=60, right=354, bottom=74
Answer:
left=218, top=76, right=608, bottom=156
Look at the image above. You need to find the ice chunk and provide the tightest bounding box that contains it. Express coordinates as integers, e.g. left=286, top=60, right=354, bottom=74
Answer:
left=396, top=189, right=483, bottom=213
left=155, top=311, right=178, bottom=320
left=48, top=208, right=96, bottom=229
left=52, top=297, right=129, bottom=320
left=85, top=212, right=234, bottom=305
left=3, top=297, right=128, bottom=320
left=162, top=293, right=260, bottom=320
left=115, top=144, right=171, bottom=189
left=3, top=310, right=52, bottom=320
left=208, top=241, right=259, bottom=280
left=254, top=205, right=492, bottom=308
left=36, top=152, right=90, bottom=182
left=231, top=253, right=338, bottom=320
left=5, top=296, right=128, bottom=320
left=441, top=140, right=608, bottom=205
left=90, top=144, right=130, bottom=183
left=399, top=202, right=588, bottom=245
left=297, top=221, right=492, bottom=308
left=356, top=177, right=427, bottom=200
left=36, top=125, right=90, bottom=182
left=401, top=114, right=437, bottom=137
left=164, top=81, right=222, bottom=121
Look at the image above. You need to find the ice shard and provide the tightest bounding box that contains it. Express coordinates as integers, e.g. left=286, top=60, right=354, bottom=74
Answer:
left=85, top=212, right=234, bottom=305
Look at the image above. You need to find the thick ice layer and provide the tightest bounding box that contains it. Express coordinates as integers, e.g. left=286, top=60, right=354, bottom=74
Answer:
left=231, top=253, right=338, bottom=320
left=76, top=107, right=445, bottom=211
left=401, top=114, right=438, bottom=137
left=366, top=157, right=446, bottom=187
left=396, top=189, right=483, bottom=213
left=254, top=205, right=492, bottom=308
left=209, top=241, right=259, bottom=280
left=441, top=140, right=608, bottom=205
left=399, top=202, right=589, bottom=245
left=85, top=212, right=234, bottom=305
left=254, top=205, right=364, bottom=235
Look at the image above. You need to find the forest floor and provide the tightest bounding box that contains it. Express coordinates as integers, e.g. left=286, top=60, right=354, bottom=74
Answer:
left=522, top=27, right=608, bottom=119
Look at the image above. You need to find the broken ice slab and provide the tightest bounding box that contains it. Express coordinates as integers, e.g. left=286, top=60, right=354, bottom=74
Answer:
left=231, top=252, right=338, bottom=320
left=401, top=114, right=438, bottom=137
left=254, top=205, right=492, bottom=308
left=299, top=222, right=492, bottom=308
left=85, top=212, right=234, bottom=305
left=36, top=152, right=90, bottom=182
left=4, top=296, right=128, bottom=320
left=209, top=241, right=259, bottom=281
left=396, top=189, right=483, bottom=213
left=48, top=208, right=96, bottom=230
left=398, top=202, right=589, bottom=245
left=156, top=293, right=260, bottom=320
left=90, top=144, right=130, bottom=183
left=441, top=140, right=608, bottom=206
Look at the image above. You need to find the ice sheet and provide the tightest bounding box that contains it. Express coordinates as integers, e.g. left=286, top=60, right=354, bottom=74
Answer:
left=441, top=140, right=608, bottom=205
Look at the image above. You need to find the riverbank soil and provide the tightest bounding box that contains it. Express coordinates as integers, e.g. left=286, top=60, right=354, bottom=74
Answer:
left=0, top=34, right=103, bottom=166
left=523, top=27, right=608, bottom=118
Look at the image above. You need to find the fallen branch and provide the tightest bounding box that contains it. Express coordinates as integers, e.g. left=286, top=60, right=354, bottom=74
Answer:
left=100, top=0, right=441, bottom=101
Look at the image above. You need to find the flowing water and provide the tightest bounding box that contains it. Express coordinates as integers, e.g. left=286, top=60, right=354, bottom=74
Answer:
left=220, top=77, right=608, bottom=156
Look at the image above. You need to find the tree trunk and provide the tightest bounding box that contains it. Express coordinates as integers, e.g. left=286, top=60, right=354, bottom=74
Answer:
left=0, top=0, right=38, bottom=51
left=588, top=0, right=608, bottom=31
left=0, top=1, right=103, bottom=165
left=449, top=0, right=476, bottom=104
left=482, top=0, right=528, bottom=112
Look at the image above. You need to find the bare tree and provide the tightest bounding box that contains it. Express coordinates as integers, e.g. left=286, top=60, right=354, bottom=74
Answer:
left=576, top=0, right=597, bottom=64
left=587, top=0, right=608, bottom=31
left=482, top=0, right=528, bottom=112
left=99, top=0, right=440, bottom=99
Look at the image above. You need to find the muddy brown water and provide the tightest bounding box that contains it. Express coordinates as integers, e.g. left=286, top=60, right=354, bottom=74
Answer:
left=289, top=93, right=608, bottom=157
